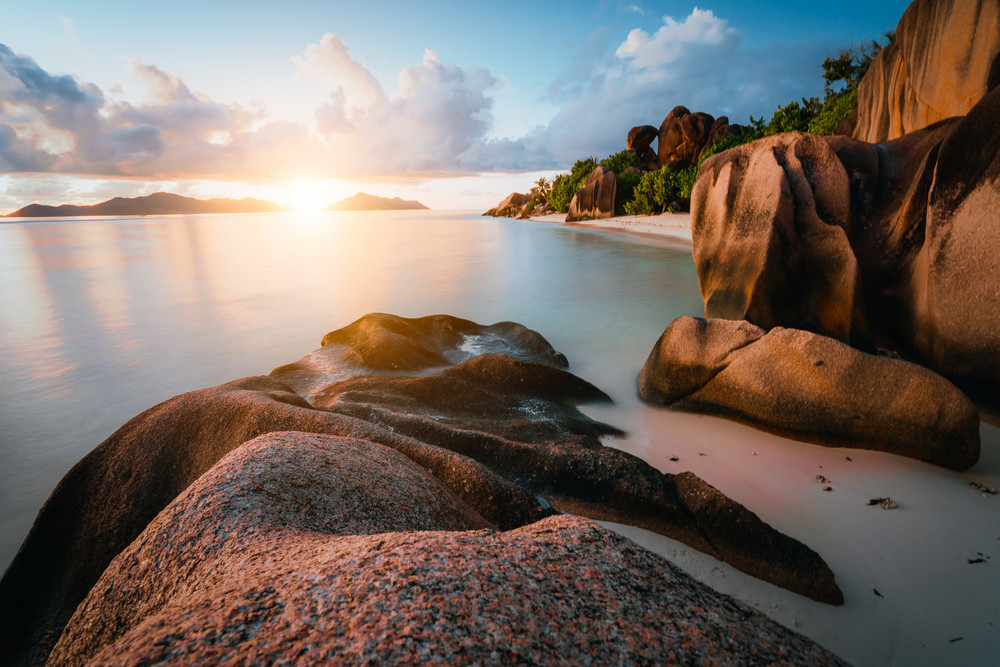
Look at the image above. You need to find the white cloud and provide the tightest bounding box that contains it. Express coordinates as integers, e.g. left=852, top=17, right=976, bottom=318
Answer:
left=513, top=8, right=828, bottom=166
left=616, top=8, right=740, bottom=68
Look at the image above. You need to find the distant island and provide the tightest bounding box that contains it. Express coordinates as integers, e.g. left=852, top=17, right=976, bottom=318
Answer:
left=6, top=192, right=286, bottom=218
left=6, top=191, right=429, bottom=217
left=327, top=192, right=428, bottom=211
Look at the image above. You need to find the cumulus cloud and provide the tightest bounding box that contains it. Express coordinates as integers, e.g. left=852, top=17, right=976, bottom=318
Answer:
left=616, top=8, right=739, bottom=68
left=1, top=9, right=831, bottom=184
left=513, top=7, right=829, bottom=165
left=0, top=37, right=553, bottom=181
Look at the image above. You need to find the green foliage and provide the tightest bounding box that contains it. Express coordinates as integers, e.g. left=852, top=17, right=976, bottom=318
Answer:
left=696, top=128, right=756, bottom=164
left=623, top=164, right=698, bottom=215
left=614, top=168, right=642, bottom=216
left=549, top=157, right=597, bottom=213
left=821, top=32, right=894, bottom=96
left=549, top=151, right=643, bottom=214
left=808, top=85, right=859, bottom=136
left=599, top=149, right=643, bottom=174
left=755, top=98, right=821, bottom=137
left=530, top=177, right=551, bottom=204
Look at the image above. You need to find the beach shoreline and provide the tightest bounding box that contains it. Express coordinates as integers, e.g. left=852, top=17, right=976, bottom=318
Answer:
left=529, top=211, right=693, bottom=244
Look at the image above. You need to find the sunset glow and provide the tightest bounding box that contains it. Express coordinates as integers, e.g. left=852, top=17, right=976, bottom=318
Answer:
left=0, top=1, right=910, bottom=214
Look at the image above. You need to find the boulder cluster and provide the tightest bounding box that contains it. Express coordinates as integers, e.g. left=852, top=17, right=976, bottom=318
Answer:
left=486, top=105, right=740, bottom=222
left=641, top=0, right=998, bottom=468
left=482, top=191, right=556, bottom=219
left=0, top=313, right=844, bottom=665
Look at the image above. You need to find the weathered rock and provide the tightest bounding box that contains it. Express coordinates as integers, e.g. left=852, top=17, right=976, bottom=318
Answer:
left=852, top=0, right=1000, bottom=143
left=50, top=438, right=846, bottom=665
left=566, top=165, right=616, bottom=222
left=901, top=85, right=1000, bottom=386
left=639, top=316, right=980, bottom=470
left=483, top=191, right=529, bottom=217
left=0, top=375, right=550, bottom=667
left=0, top=313, right=844, bottom=665
left=691, top=131, right=869, bottom=346
left=698, top=116, right=734, bottom=162
left=657, top=105, right=690, bottom=168
left=627, top=124, right=660, bottom=171
left=627, top=124, right=659, bottom=153
left=658, top=106, right=716, bottom=169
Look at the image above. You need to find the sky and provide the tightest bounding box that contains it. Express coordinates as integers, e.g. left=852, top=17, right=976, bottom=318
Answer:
left=0, top=0, right=911, bottom=213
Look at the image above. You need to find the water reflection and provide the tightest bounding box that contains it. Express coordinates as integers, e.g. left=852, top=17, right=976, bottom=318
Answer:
left=0, top=211, right=702, bottom=570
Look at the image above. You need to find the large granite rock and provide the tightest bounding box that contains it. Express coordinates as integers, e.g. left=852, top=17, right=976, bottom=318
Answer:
left=50, top=435, right=845, bottom=665
left=639, top=317, right=980, bottom=470
left=691, top=85, right=1000, bottom=394
left=849, top=0, right=1000, bottom=143
left=565, top=165, right=616, bottom=221
left=0, top=313, right=844, bottom=665
left=483, top=191, right=529, bottom=217
left=658, top=106, right=717, bottom=170
left=627, top=123, right=660, bottom=170
left=691, top=131, right=869, bottom=346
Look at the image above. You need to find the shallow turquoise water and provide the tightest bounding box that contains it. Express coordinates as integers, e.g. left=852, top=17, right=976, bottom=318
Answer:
left=0, top=210, right=703, bottom=570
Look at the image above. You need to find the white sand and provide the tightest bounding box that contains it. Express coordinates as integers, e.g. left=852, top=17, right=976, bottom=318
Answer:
left=528, top=211, right=1000, bottom=664
left=530, top=211, right=693, bottom=244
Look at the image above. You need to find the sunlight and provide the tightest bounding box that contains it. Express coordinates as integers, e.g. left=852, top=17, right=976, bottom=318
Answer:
left=287, top=182, right=328, bottom=211
left=283, top=179, right=348, bottom=211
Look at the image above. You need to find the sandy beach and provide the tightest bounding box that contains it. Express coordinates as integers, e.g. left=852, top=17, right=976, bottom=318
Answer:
left=526, top=210, right=1000, bottom=665
left=531, top=211, right=694, bottom=245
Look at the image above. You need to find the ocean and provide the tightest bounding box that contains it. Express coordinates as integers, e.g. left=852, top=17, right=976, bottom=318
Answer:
left=0, top=209, right=702, bottom=570
left=3, top=209, right=999, bottom=665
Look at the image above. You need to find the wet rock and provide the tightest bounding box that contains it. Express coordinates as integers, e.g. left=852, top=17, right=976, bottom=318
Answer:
left=51, top=440, right=846, bottom=666
left=851, top=0, right=1000, bottom=143
left=566, top=166, right=616, bottom=222
left=638, top=316, right=980, bottom=470
left=1, top=313, right=845, bottom=665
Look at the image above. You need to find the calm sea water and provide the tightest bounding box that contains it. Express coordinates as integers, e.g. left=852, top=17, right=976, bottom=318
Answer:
left=0, top=210, right=702, bottom=571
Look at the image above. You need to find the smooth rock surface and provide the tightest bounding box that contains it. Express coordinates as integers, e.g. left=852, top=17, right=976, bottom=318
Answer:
left=0, top=313, right=844, bottom=666
left=51, top=434, right=846, bottom=666
left=850, top=0, right=1000, bottom=143
left=566, top=166, right=616, bottom=222
left=483, top=192, right=529, bottom=217
left=691, top=132, right=868, bottom=346
left=639, top=316, right=980, bottom=470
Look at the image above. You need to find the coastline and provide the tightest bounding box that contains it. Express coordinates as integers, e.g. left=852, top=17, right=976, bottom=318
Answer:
left=521, top=213, right=1000, bottom=666
left=529, top=211, right=693, bottom=244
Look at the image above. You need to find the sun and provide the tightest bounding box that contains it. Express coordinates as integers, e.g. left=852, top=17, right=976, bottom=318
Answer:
left=288, top=183, right=329, bottom=211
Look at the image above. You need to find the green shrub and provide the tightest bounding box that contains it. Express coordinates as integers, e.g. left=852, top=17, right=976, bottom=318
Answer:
left=599, top=149, right=643, bottom=174
left=549, top=157, right=598, bottom=213
left=614, top=168, right=642, bottom=216
left=808, top=85, right=859, bottom=136
left=624, top=164, right=699, bottom=215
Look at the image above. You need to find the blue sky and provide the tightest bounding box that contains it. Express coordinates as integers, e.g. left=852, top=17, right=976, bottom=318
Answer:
left=0, top=0, right=910, bottom=211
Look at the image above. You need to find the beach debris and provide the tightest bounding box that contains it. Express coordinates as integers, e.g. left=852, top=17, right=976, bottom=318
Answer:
left=948, top=636, right=964, bottom=643
left=873, top=588, right=883, bottom=598
left=668, top=456, right=679, bottom=462
left=969, top=481, right=997, bottom=495
left=815, top=475, right=828, bottom=483
left=867, top=497, right=897, bottom=510
left=845, top=456, right=852, bottom=461
left=967, top=558, right=986, bottom=564
left=823, top=486, right=833, bottom=492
